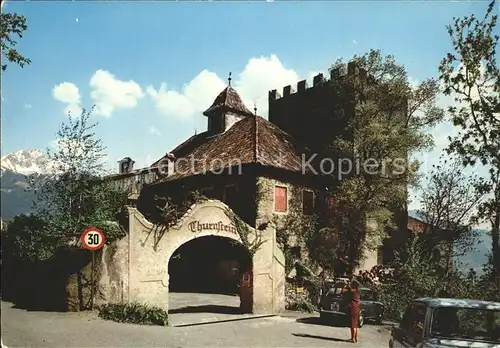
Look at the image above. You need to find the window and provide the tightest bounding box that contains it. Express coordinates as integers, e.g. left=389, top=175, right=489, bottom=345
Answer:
left=360, top=289, right=376, bottom=301
left=208, top=114, right=224, bottom=133
left=274, top=185, right=288, bottom=212
left=431, top=307, right=500, bottom=343
left=223, top=184, right=238, bottom=207
left=302, top=190, right=314, bottom=215
left=401, top=303, right=426, bottom=336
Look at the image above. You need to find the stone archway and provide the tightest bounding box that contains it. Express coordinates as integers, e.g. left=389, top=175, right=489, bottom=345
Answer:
left=167, top=234, right=253, bottom=315
left=98, top=200, right=285, bottom=316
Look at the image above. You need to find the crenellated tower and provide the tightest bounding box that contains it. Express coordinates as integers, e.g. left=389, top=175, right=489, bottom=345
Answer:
left=268, top=61, right=409, bottom=266
left=268, top=61, right=362, bottom=154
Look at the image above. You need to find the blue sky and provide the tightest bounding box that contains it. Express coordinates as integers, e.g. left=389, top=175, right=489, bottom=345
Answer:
left=1, top=0, right=496, bottom=210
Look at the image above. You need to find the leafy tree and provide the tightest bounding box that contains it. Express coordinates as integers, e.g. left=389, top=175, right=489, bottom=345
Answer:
left=27, top=108, right=127, bottom=259
left=308, top=227, right=340, bottom=273
left=1, top=214, right=55, bottom=263
left=379, top=232, right=439, bottom=320
left=418, top=158, right=487, bottom=276
left=438, top=0, right=500, bottom=287
left=1, top=9, right=31, bottom=71
left=324, top=49, right=444, bottom=273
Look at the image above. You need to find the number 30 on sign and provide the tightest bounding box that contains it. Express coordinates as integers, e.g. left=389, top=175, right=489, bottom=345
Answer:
left=81, top=227, right=106, bottom=251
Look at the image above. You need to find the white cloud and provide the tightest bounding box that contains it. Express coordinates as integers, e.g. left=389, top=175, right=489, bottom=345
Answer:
left=149, top=126, right=161, bottom=136
left=89, top=69, right=144, bottom=117
left=234, top=55, right=302, bottom=116
left=53, top=82, right=82, bottom=117
left=353, top=40, right=357, bottom=44
left=24, top=103, right=32, bottom=109
left=53, top=82, right=80, bottom=104
left=75, top=18, right=79, bottom=23
left=146, top=55, right=314, bottom=119
left=147, top=70, right=226, bottom=119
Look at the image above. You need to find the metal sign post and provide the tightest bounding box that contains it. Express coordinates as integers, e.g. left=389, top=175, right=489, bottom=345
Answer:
left=91, top=251, right=95, bottom=310
left=80, top=227, right=106, bottom=311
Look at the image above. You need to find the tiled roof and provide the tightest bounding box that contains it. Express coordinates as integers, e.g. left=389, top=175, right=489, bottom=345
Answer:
left=202, top=86, right=254, bottom=117
left=152, top=116, right=315, bottom=183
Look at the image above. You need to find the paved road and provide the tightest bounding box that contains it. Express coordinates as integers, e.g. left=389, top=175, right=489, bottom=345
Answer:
left=1, top=301, right=392, bottom=347
left=169, top=292, right=259, bottom=326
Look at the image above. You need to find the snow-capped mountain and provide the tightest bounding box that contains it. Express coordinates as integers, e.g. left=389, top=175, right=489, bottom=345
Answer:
left=1, top=149, right=57, bottom=220
left=1, top=149, right=56, bottom=175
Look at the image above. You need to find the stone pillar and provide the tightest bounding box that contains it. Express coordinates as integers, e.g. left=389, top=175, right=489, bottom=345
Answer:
left=127, top=207, right=169, bottom=310
left=251, top=223, right=285, bottom=314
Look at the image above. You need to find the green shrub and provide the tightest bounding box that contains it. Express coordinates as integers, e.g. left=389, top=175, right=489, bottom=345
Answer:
left=98, top=302, right=168, bottom=326
left=286, top=296, right=317, bottom=313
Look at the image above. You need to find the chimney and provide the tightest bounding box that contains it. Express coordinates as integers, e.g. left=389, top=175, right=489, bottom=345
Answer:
left=283, top=85, right=293, bottom=96
left=118, top=157, right=135, bottom=174
left=297, top=80, right=307, bottom=92
left=157, top=153, right=176, bottom=176
left=313, top=73, right=324, bottom=86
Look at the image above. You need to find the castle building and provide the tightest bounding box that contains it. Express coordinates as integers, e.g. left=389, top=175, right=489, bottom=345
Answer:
left=107, top=64, right=408, bottom=274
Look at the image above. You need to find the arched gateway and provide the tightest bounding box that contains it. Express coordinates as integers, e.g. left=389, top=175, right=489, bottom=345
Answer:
left=98, top=200, right=285, bottom=315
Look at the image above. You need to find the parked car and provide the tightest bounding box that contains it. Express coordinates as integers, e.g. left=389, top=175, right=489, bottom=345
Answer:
left=389, top=298, right=500, bottom=348
left=318, top=284, right=384, bottom=327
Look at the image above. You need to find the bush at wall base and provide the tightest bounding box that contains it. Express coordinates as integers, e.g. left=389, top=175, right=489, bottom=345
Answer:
left=98, top=302, right=169, bottom=326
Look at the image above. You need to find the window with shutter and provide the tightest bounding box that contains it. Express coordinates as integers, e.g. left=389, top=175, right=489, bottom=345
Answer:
left=274, top=186, right=288, bottom=212
left=302, top=190, right=314, bottom=215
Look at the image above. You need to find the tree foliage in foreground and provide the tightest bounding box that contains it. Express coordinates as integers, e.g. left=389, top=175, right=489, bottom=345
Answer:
left=323, top=49, right=444, bottom=274
left=7, top=109, right=128, bottom=261
left=1, top=10, right=31, bottom=71
left=439, top=0, right=500, bottom=287
left=379, top=230, right=499, bottom=321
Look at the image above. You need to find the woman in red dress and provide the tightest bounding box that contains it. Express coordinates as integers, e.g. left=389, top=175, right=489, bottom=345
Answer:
left=345, top=279, right=361, bottom=343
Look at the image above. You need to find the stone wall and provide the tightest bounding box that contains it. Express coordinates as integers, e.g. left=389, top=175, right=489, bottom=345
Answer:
left=256, top=176, right=316, bottom=243
left=106, top=170, right=158, bottom=196
left=96, top=235, right=129, bottom=306
left=256, top=175, right=387, bottom=275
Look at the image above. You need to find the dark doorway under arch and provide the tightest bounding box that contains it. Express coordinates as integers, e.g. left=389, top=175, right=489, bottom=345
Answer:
left=168, top=235, right=252, bottom=294
left=167, top=236, right=253, bottom=322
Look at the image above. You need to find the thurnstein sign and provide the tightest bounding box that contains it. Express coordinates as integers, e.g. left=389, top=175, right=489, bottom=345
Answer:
left=188, top=220, right=237, bottom=234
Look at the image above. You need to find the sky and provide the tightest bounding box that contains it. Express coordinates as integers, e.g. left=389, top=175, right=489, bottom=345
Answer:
left=1, top=0, right=497, bottom=213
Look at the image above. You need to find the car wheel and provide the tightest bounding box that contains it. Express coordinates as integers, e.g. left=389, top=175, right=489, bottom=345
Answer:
left=358, top=312, right=364, bottom=328
left=374, top=314, right=382, bottom=325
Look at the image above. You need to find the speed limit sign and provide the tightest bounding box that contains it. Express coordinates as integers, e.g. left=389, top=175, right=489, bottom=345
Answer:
left=81, top=227, right=106, bottom=251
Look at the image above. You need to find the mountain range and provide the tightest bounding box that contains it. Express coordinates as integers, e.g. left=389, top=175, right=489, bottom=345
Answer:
left=0, top=150, right=491, bottom=270
left=0, top=150, right=53, bottom=220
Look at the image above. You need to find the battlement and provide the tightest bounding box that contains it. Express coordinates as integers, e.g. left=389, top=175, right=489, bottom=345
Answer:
left=269, top=61, right=366, bottom=102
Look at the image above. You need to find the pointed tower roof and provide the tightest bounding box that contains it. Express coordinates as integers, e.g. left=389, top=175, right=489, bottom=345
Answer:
left=203, top=73, right=254, bottom=117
